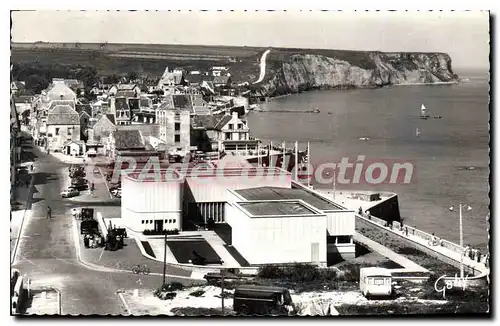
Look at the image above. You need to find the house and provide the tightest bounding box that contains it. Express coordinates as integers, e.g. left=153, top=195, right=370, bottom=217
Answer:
left=46, top=105, right=81, bottom=151
left=112, top=97, right=132, bottom=125
left=158, top=67, right=186, bottom=91
left=156, top=101, right=191, bottom=155
left=191, top=111, right=255, bottom=152
left=63, top=140, right=86, bottom=156
left=107, top=127, right=161, bottom=161
left=211, top=66, right=228, bottom=77
left=90, top=114, right=116, bottom=144
left=109, top=84, right=141, bottom=96
left=213, top=76, right=232, bottom=88
left=91, top=99, right=111, bottom=116
left=139, top=96, right=153, bottom=110
left=11, top=81, right=26, bottom=95
left=46, top=81, right=77, bottom=101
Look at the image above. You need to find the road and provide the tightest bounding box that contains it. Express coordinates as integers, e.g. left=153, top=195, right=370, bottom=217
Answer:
left=253, top=49, right=271, bottom=84
left=11, top=147, right=186, bottom=315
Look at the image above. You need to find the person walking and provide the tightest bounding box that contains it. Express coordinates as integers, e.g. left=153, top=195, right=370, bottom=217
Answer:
left=47, top=206, right=52, bottom=219
left=405, top=226, right=409, bottom=237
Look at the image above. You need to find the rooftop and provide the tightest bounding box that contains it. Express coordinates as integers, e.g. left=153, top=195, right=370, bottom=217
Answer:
left=234, top=186, right=344, bottom=211
left=237, top=200, right=320, bottom=217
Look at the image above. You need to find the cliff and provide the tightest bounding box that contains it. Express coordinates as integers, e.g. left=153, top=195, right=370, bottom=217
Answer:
left=251, top=50, right=460, bottom=97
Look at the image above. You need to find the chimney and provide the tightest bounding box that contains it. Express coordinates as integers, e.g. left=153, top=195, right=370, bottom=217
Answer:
left=232, top=111, right=238, bottom=119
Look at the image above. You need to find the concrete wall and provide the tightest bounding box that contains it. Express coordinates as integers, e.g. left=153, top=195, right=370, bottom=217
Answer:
left=226, top=203, right=327, bottom=265
left=184, top=172, right=291, bottom=203
left=46, top=124, right=81, bottom=151
left=325, top=210, right=355, bottom=236
left=121, top=177, right=183, bottom=231
left=158, top=109, right=191, bottom=153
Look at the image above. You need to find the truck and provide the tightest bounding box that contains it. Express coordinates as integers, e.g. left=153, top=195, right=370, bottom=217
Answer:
left=233, top=285, right=295, bottom=316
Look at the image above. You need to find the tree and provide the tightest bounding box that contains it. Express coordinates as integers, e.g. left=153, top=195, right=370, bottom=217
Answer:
left=25, top=75, right=49, bottom=94
left=126, top=71, right=138, bottom=82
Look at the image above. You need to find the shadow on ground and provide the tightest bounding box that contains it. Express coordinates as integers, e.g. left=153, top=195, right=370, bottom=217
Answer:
left=32, top=172, right=58, bottom=186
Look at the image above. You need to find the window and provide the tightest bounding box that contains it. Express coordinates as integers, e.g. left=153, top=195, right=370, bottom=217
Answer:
left=225, top=133, right=231, bottom=140
left=150, top=220, right=153, bottom=224
left=173, top=219, right=176, bottom=224
left=67, top=128, right=72, bottom=136
left=141, top=220, right=144, bottom=224
left=238, top=123, right=243, bottom=129
left=174, top=122, right=180, bottom=131
left=228, top=124, right=234, bottom=130
left=55, top=128, right=60, bottom=135
left=174, top=134, right=181, bottom=143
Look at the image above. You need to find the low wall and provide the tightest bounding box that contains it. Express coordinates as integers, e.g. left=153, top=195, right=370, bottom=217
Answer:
left=356, top=215, right=486, bottom=277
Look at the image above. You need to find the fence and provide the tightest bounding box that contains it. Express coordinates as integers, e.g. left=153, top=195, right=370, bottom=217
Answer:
left=356, top=215, right=487, bottom=277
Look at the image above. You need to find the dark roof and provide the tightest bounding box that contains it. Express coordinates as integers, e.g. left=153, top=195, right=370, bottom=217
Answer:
left=238, top=201, right=318, bottom=217
left=49, top=100, right=76, bottom=111
left=116, top=124, right=160, bottom=139
left=172, top=94, right=191, bottom=109
left=186, top=74, right=204, bottom=85
left=46, top=105, right=80, bottom=125
left=214, top=115, right=232, bottom=130
left=113, top=129, right=144, bottom=150
left=115, top=97, right=130, bottom=111
left=234, top=186, right=344, bottom=211
left=105, top=114, right=116, bottom=125
left=76, top=104, right=92, bottom=117
left=213, top=76, right=230, bottom=85
left=191, top=114, right=227, bottom=131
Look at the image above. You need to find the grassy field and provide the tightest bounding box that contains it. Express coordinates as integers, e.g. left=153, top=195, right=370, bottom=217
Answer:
left=10, top=42, right=390, bottom=82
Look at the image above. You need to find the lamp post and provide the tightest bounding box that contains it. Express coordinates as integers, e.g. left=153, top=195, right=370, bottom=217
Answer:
left=162, top=232, right=167, bottom=286
left=449, top=203, right=472, bottom=280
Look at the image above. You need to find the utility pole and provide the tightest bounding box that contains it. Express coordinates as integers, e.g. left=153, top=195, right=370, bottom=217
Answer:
left=221, top=269, right=225, bottom=315
left=459, top=202, right=464, bottom=280
left=333, top=170, right=336, bottom=200
left=162, top=232, right=167, bottom=286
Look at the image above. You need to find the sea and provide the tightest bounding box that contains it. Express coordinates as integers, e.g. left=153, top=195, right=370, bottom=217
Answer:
left=246, top=69, right=490, bottom=251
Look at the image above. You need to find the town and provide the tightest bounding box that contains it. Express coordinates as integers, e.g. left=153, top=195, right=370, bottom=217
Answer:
left=10, top=61, right=489, bottom=315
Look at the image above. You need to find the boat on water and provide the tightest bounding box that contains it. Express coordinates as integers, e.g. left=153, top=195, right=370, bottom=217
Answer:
left=420, top=104, right=430, bottom=119
left=313, top=108, right=320, bottom=113
left=358, top=137, right=370, bottom=141
left=416, top=128, right=421, bottom=137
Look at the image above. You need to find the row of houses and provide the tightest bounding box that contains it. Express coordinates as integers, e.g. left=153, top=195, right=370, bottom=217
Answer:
left=20, top=77, right=256, bottom=162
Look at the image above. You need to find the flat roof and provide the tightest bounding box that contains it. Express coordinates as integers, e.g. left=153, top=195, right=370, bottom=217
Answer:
left=126, top=170, right=182, bottom=182
left=237, top=200, right=320, bottom=217
left=234, top=186, right=344, bottom=211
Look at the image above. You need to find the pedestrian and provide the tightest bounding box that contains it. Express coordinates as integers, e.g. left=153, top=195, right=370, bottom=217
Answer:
left=431, top=233, right=437, bottom=246
left=358, top=206, right=363, bottom=215
left=405, top=226, right=409, bottom=237
left=476, top=249, right=481, bottom=262
left=464, top=244, right=471, bottom=257
left=47, top=206, right=52, bottom=219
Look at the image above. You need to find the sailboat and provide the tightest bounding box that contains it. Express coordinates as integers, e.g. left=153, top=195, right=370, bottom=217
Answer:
left=420, top=104, right=430, bottom=119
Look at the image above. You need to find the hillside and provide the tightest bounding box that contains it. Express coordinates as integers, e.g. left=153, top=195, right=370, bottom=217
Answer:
left=11, top=43, right=459, bottom=96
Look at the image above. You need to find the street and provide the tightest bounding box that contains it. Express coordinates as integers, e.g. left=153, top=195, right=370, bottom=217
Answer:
left=12, top=146, right=189, bottom=315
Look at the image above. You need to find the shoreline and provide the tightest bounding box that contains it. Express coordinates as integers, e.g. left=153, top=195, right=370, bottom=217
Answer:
left=264, top=80, right=462, bottom=101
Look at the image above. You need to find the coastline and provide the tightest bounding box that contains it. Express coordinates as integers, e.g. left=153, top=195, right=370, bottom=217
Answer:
left=264, top=80, right=462, bottom=101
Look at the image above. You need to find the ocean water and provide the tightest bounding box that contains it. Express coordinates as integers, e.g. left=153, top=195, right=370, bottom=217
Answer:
left=246, top=70, right=490, bottom=251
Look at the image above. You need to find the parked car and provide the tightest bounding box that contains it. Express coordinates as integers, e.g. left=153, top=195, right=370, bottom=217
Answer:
left=70, top=183, right=89, bottom=191
left=61, top=188, right=79, bottom=198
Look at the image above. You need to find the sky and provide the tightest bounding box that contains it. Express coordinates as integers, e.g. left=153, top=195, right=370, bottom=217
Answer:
left=11, top=11, right=490, bottom=69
